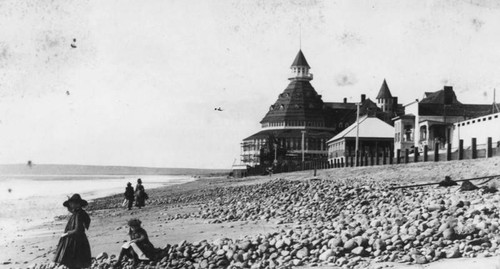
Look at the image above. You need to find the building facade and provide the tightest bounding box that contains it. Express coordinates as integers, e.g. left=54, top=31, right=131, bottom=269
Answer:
left=241, top=50, right=335, bottom=168
left=241, top=50, right=403, bottom=168
left=393, top=86, right=492, bottom=154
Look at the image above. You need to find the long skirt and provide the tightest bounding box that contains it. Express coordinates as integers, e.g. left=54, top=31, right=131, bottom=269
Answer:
left=53, top=233, right=92, bottom=268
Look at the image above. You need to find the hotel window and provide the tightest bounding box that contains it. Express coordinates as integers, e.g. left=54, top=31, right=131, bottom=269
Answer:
left=404, top=125, right=413, bottom=142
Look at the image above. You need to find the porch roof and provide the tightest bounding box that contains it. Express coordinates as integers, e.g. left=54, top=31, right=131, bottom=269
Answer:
left=418, top=119, right=454, bottom=126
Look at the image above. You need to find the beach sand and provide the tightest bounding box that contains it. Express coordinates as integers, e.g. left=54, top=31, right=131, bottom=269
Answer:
left=3, top=158, right=500, bottom=268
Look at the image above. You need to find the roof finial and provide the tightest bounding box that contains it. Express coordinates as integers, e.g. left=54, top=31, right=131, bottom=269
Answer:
left=299, top=23, right=302, bottom=49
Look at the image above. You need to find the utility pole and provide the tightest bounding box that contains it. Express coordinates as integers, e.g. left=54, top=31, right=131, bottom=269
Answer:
left=354, top=102, right=360, bottom=166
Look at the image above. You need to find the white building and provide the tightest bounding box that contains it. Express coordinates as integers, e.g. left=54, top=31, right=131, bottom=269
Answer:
left=451, top=112, right=500, bottom=150
left=327, top=116, right=395, bottom=163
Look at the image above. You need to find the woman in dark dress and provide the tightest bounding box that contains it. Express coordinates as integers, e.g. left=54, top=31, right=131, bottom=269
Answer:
left=135, top=178, right=147, bottom=209
left=113, top=218, right=156, bottom=268
left=53, top=194, right=92, bottom=269
left=124, top=182, right=135, bottom=210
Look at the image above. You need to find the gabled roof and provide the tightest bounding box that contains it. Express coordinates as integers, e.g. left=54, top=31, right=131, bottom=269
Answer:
left=419, top=103, right=492, bottom=117
left=420, top=89, right=461, bottom=104
left=324, top=102, right=357, bottom=110
left=376, top=79, right=393, bottom=99
left=291, top=50, right=310, bottom=68
left=327, top=116, right=394, bottom=143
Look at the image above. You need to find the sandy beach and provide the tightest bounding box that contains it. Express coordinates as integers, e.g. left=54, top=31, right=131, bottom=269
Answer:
left=3, top=158, right=500, bottom=269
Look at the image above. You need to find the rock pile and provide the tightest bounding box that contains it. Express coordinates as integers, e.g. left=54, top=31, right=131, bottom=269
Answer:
left=40, top=177, right=500, bottom=268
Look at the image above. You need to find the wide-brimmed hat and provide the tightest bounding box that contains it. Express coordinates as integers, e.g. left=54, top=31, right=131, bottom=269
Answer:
left=127, top=182, right=132, bottom=186
left=128, top=218, right=142, bottom=227
left=63, top=194, right=88, bottom=207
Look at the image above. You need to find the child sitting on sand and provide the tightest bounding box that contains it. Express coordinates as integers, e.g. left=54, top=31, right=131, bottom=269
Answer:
left=113, top=218, right=156, bottom=268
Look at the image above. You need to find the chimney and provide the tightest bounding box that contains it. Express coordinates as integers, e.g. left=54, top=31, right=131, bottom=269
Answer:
left=443, top=86, right=453, bottom=105
left=343, top=98, right=347, bottom=103
left=361, top=94, right=366, bottom=103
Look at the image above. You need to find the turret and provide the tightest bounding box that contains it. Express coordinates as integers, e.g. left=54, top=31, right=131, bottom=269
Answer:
left=289, top=50, right=313, bottom=81
left=376, top=79, right=394, bottom=113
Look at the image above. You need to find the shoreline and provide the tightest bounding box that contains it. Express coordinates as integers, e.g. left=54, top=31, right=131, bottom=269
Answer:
left=4, top=158, right=500, bottom=268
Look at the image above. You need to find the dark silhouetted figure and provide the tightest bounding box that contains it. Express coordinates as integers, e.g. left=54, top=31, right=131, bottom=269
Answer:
left=53, top=194, right=91, bottom=269
left=135, top=178, right=148, bottom=209
left=124, top=182, right=134, bottom=210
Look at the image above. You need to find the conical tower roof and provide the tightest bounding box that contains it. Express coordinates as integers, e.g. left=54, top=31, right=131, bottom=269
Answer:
left=260, top=80, right=325, bottom=124
left=290, top=50, right=310, bottom=68
left=376, top=79, right=393, bottom=99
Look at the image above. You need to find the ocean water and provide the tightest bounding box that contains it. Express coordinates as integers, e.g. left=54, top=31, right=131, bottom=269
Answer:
left=0, top=174, right=193, bottom=201
left=0, top=174, right=195, bottom=240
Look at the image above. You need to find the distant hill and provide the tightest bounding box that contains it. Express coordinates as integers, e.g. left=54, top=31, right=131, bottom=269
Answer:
left=0, top=164, right=230, bottom=176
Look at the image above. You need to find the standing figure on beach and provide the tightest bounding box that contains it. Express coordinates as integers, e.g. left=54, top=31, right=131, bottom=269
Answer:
left=124, top=182, right=135, bottom=210
left=135, top=178, right=148, bottom=209
left=53, top=194, right=92, bottom=269
left=113, top=218, right=156, bottom=268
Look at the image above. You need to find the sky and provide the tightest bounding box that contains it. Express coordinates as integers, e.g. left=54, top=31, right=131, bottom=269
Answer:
left=0, top=0, right=500, bottom=169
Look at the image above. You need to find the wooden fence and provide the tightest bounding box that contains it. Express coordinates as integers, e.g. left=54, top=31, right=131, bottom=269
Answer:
left=244, top=137, right=499, bottom=177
